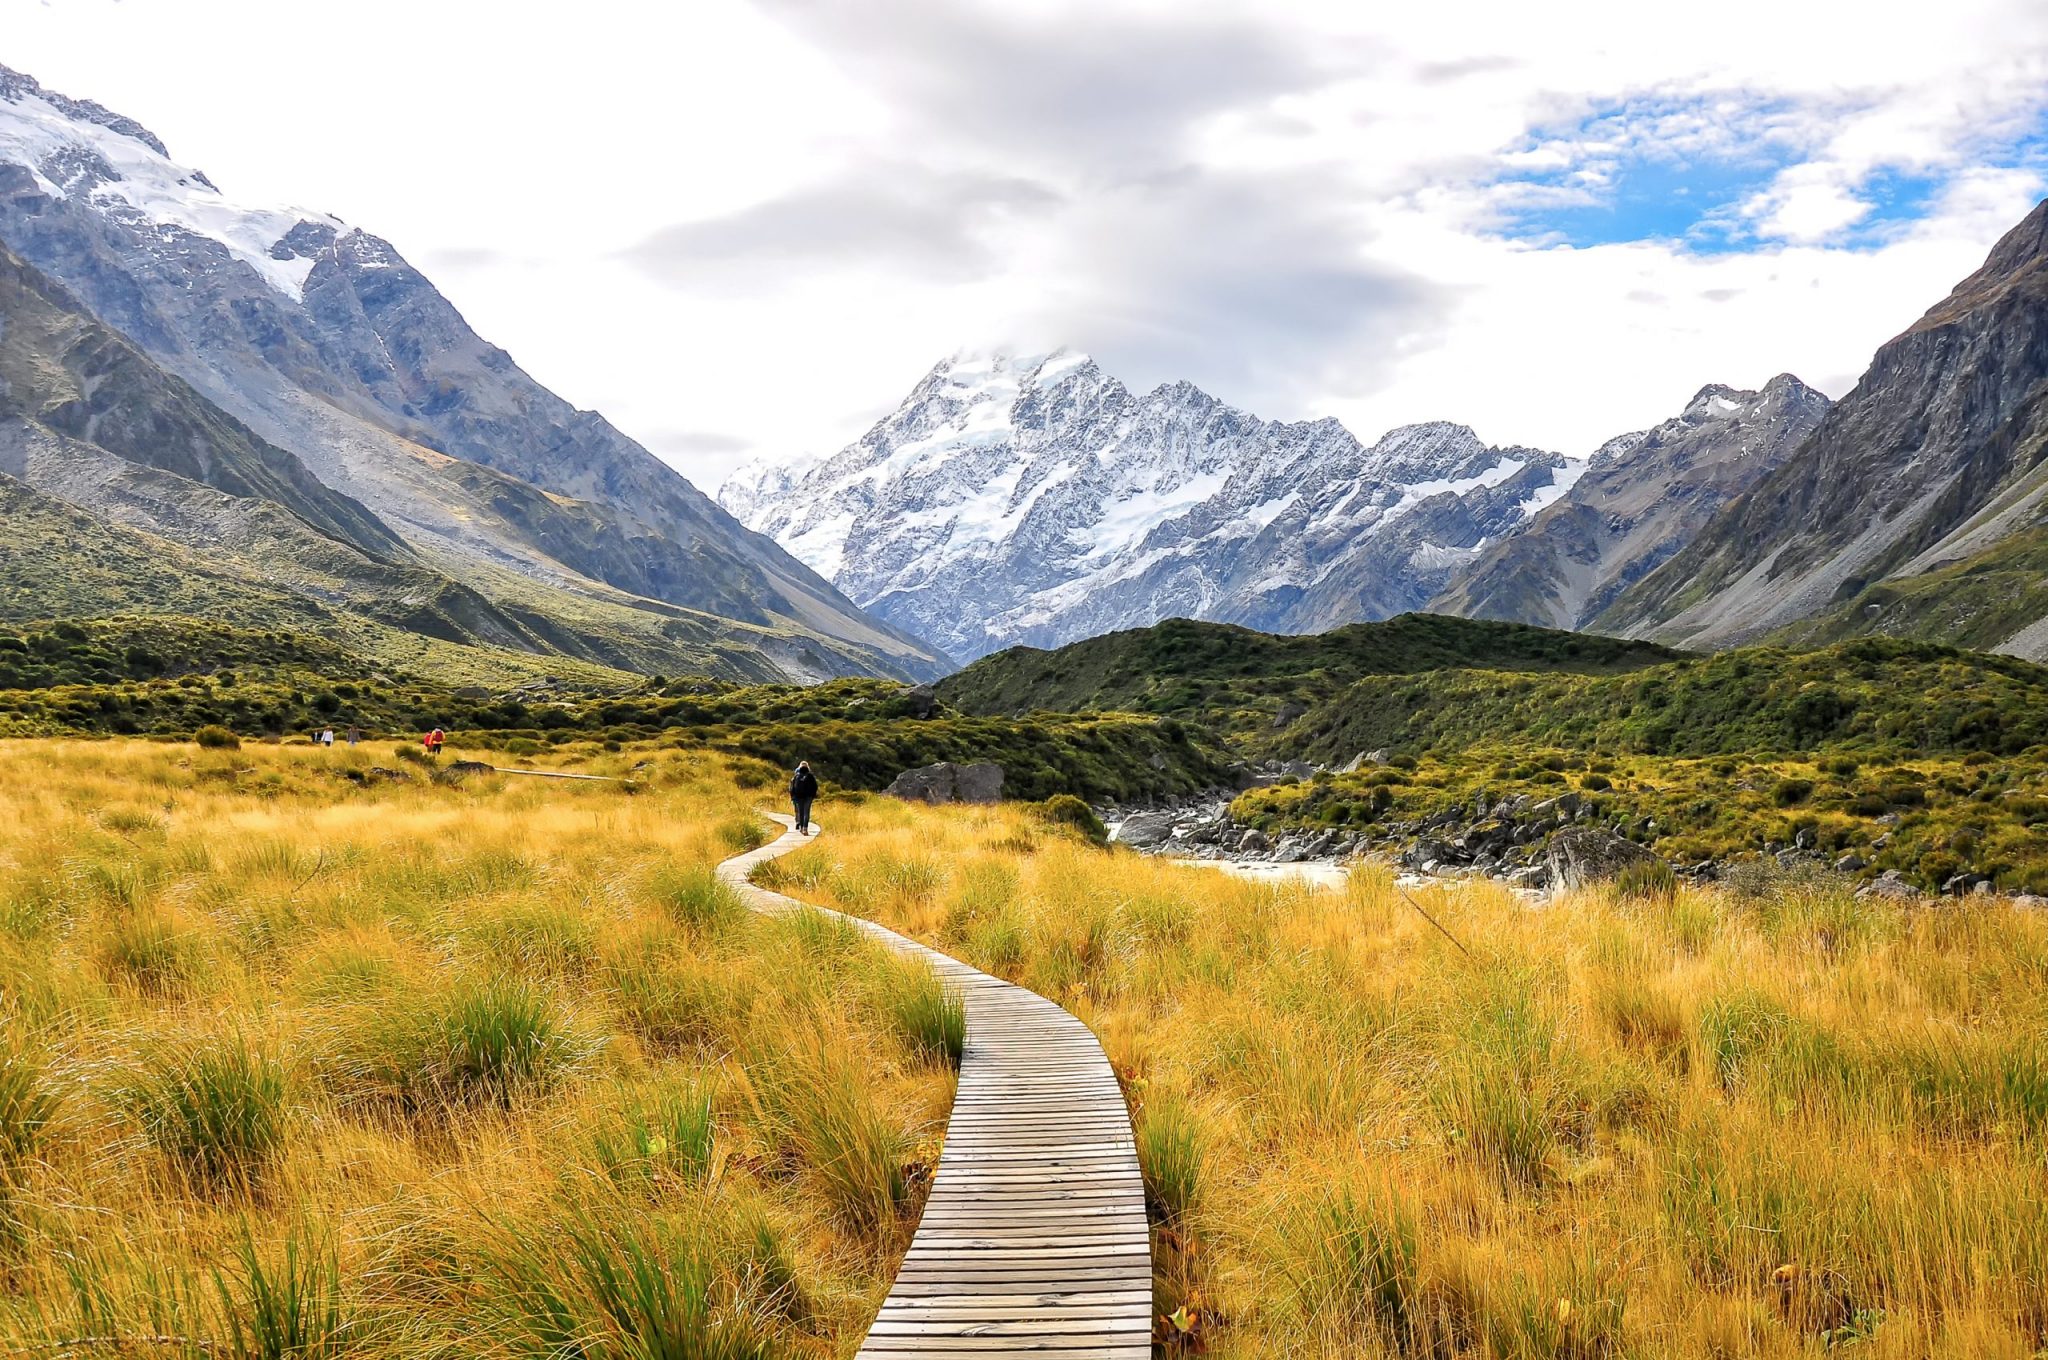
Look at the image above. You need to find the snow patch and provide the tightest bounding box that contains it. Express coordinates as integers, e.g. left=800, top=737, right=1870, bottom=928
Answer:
left=0, top=88, right=340, bottom=302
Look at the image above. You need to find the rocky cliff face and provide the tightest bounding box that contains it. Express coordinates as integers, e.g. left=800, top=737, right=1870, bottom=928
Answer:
left=1599, top=198, right=2048, bottom=658
left=0, top=63, right=944, bottom=681
left=720, top=350, right=1579, bottom=660
left=1435, top=376, right=1831, bottom=629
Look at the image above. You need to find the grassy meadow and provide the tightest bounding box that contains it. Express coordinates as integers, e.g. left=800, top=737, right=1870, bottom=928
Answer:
left=0, top=739, right=962, bottom=1358
left=753, top=796, right=2048, bottom=1358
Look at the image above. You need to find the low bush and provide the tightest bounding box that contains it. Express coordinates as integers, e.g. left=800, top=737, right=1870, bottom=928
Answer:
left=1034, top=793, right=1108, bottom=845
left=194, top=724, right=241, bottom=750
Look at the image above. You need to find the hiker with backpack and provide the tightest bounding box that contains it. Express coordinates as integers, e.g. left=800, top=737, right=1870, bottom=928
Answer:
left=789, top=760, right=819, bottom=835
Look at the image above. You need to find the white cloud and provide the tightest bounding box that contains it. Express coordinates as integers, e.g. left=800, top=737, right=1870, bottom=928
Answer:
left=2, top=0, right=2045, bottom=483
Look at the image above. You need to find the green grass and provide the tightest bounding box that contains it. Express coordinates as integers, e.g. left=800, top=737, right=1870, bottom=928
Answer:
left=125, top=1036, right=291, bottom=1193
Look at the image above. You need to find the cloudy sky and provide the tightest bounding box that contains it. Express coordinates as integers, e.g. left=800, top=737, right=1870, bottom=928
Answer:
left=7, top=0, right=2048, bottom=485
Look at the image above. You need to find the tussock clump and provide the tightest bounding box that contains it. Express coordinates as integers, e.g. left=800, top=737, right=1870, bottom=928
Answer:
left=0, top=1046, right=56, bottom=1176
left=648, top=862, right=743, bottom=934
left=96, top=909, right=211, bottom=995
left=214, top=1227, right=351, bottom=1360
left=739, top=1024, right=911, bottom=1239
left=326, top=977, right=581, bottom=1114
left=481, top=1213, right=771, bottom=1360
left=717, top=816, right=769, bottom=854
left=589, top=1083, right=717, bottom=1191
left=865, top=957, right=965, bottom=1068
left=1136, top=1093, right=1204, bottom=1224
left=125, top=1034, right=290, bottom=1193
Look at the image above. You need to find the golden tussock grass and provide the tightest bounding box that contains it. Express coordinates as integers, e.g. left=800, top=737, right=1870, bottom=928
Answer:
left=758, top=793, right=2048, bottom=1359
left=0, top=739, right=955, bottom=1358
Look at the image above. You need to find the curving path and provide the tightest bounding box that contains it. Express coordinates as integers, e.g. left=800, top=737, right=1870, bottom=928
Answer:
left=718, top=815, right=1152, bottom=1358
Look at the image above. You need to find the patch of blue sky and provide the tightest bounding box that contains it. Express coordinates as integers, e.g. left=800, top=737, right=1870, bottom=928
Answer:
left=1489, top=96, right=2048, bottom=253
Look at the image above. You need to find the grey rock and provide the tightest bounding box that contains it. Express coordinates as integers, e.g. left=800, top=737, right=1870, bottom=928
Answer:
left=1858, top=870, right=1924, bottom=902
left=1506, top=865, right=1549, bottom=890
left=1238, top=829, right=1271, bottom=853
left=1833, top=853, right=1867, bottom=873
left=1546, top=826, right=1662, bottom=891
left=886, top=761, right=1005, bottom=805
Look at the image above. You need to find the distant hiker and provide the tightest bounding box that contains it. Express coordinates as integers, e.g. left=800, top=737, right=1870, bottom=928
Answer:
left=789, top=760, right=819, bottom=835
left=346, top=725, right=362, bottom=747
left=319, top=728, right=335, bottom=748
left=424, top=728, right=446, bottom=758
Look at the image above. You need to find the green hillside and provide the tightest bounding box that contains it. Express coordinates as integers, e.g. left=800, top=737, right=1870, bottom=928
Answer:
left=1291, top=637, right=2048, bottom=764
left=0, top=617, right=1214, bottom=802
left=937, top=614, right=1680, bottom=748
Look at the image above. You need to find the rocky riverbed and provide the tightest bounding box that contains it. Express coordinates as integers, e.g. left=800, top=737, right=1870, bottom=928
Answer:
left=1099, top=765, right=2047, bottom=905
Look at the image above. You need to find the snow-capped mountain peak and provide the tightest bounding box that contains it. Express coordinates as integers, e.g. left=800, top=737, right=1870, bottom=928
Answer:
left=0, top=62, right=340, bottom=301
left=719, top=349, right=1578, bottom=659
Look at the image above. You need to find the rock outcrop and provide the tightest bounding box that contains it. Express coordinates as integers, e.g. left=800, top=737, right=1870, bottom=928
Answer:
left=886, top=762, right=1005, bottom=804
left=1600, top=198, right=2048, bottom=660
left=1546, top=826, right=1663, bottom=890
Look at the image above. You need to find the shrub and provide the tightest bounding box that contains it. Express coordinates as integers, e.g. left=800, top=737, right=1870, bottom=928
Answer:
left=502, top=737, right=542, bottom=757
left=1034, top=794, right=1108, bottom=846
left=1773, top=777, right=1816, bottom=806
left=1581, top=772, right=1613, bottom=792
left=195, top=724, right=241, bottom=750
left=127, top=1036, right=290, bottom=1191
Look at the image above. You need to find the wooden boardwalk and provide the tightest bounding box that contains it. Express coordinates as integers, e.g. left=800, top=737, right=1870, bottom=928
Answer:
left=718, top=816, right=1152, bottom=1359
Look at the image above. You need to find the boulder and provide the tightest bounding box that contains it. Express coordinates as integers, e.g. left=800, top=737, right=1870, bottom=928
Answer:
left=1506, top=864, right=1550, bottom=891
left=1833, top=853, right=1867, bottom=873
left=886, top=761, right=1004, bottom=805
left=1111, top=810, right=1178, bottom=849
left=1339, top=749, right=1390, bottom=774
left=900, top=684, right=940, bottom=719
left=1545, top=826, right=1662, bottom=891
left=1238, top=829, right=1271, bottom=853
left=1857, top=869, right=1923, bottom=902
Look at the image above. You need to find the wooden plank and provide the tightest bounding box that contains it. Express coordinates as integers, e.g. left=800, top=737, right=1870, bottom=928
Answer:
left=718, top=816, right=1154, bottom=1359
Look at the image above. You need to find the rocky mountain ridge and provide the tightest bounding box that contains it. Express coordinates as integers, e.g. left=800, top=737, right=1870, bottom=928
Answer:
left=721, top=349, right=1583, bottom=660
left=1599, top=197, right=2048, bottom=659
left=1434, top=375, right=1831, bottom=629
left=0, top=62, right=944, bottom=682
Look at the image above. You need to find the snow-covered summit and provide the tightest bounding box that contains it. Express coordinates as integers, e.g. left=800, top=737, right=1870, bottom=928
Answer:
left=0, top=63, right=340, bottom=300
left=719, top=348, right=1578, bottom=659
